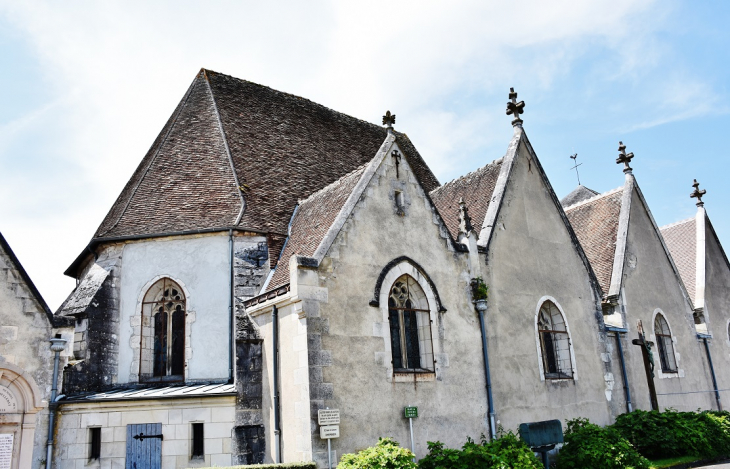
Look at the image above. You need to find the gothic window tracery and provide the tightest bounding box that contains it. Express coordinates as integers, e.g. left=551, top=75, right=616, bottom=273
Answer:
left=537, top=300, right=573, bottom=379
left=387, top=275, right=434, bottom=372
left=654, top=313, right=677, bottom=373
left=140, top=278, right=185, bottom=381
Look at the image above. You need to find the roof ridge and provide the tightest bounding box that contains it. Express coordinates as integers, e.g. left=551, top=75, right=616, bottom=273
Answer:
left=431, top=157, right=503, bottom=195
left=204, top=68, right=385, bottom=133
left=297, top=162, right=370, bottom=205
left=660, top=217, right=695, bottom=231
left=563, top=185, right=623, bottom=211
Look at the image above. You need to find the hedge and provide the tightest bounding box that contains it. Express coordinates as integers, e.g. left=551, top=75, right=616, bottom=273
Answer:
left=188, top=463, right=317, bottom=469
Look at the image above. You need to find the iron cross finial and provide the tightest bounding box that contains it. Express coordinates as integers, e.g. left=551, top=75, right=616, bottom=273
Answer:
left=690, top=179, right=707, bottom=207
left=382, top=110, right=396, bottom=128
left=616, top=141, right=634, bottom=173
left=506, top=87, right=525, bottom=127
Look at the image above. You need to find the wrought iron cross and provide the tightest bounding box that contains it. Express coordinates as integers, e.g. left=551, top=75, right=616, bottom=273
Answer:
left=632, top=319, right=659, bottom=411
left=506, top=87, right=525, bottom=126
left=392, top=150, right=402, bottom=178
left=690, top=179, right=706, bottom=206
left=569, top=154, right=582, bottom=185
left=616, top=141, right=634, bottom=172
left=383, top=110, right=396, bottom=128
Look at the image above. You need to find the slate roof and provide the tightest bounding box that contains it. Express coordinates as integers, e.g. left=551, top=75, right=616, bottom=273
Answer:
left=561, top=185, right=600, bottom=208
left=564, top=188, right=623, bottom=294
left=660, top=218, right=696, bottom=303
left=267, top=163, right=369, bottom=290
left=430, top=159, right=503, bottom=241
left=56, top=263, right=110, bottom=317
left=94, top=69, right=439, bottom=241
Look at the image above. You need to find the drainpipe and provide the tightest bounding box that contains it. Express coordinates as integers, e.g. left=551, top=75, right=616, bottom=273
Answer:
left=273, top=305, right=282, bottom=463
left=229, top=229, right=235, bottom=383
left=606, top=327, right=632, bottom=413
left=701, top=335, right=722, bottom=411
left=46, top=336, right=67, bottom=469
left=475, top=300, right=496, bottom=440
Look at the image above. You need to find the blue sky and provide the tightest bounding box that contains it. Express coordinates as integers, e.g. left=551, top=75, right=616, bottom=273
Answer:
left=1, top=0, right=728, bottom=309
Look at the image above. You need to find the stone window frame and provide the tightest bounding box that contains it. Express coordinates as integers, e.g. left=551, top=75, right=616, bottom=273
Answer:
left=534, top=296, right=578, bottom=382
left=377, top=261, right=443, bottom=383
left=650, top=309, right=682, bottom=378
left=129, top=275, right=195, bottom=383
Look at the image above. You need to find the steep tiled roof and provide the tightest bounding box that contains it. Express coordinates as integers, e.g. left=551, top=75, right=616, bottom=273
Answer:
left=430, top=160, right=503, bottom=241
left=268, top=164, right=369, bottom=290
left=94, top=69, right=439, bottom=240
left=564, top=188, right=623, bottom=293
left=561, top=185, right=600, bottom=208
left=660, top=218, right=696, bottom=303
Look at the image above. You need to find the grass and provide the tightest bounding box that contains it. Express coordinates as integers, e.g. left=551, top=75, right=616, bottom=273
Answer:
left=648, top=455, right=701, bottom=468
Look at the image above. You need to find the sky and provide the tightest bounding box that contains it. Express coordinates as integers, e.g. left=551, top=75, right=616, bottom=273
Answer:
left=1, top=1, right=729, bottom=310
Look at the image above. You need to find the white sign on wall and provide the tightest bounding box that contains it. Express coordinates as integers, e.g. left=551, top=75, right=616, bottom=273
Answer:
left=0, top=434, right=13, bottom=469
left=320, top=425, right=340, bottom=439
left=318, top=409, right=340, bottom=425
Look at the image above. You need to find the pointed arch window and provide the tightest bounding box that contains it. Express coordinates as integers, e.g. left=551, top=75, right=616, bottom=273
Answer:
left=537, top=301, right=573, bottom=379
left=654, top=314, right=677, bottom=373
left=388, top=275, right=434, bottom=372
left=140, top=278, right=185, bottom=381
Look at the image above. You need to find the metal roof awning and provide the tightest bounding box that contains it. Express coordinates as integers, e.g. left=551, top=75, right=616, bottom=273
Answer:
left=62, top=383, right=236, bottom=402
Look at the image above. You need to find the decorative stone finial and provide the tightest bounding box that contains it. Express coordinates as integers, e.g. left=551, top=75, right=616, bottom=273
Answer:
left=506, top=87, right=525, bottom=127
left=458, top=197, right=474, bottom=235
left=616, top=141, right=634, bottom=173
left=382, top=110, right=396, bottom=129
left=690, top=179, right=706, bottom=207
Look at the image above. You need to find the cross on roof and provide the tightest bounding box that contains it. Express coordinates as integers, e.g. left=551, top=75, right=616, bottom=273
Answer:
left=506, top=87, right=525, bottom=126
left=690, top=179, right=707, bottom=206
left=569, top=153, right=582, bottom=185
left=382, top=110, right=396, bottom=128
left=616, top=141, right=634, bottom=173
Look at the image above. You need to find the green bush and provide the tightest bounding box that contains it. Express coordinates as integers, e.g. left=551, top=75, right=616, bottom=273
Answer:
left=190, top=463, right=316, bottom=469
left=418, top=432, right=542, bottom=469
left=556, top=418, right=650, bottom=469
left=337, top=437, right=417, bottom=469
left=612, top=409, right=730, bottom=460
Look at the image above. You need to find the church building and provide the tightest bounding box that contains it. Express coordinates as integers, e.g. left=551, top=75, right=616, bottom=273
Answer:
left=2, top=68, right=728, bottom=468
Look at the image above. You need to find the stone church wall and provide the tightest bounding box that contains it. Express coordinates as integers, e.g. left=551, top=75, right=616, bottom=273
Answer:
left=620, top=189, right=715, bottom=411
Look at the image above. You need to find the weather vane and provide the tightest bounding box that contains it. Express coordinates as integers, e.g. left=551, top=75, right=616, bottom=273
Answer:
left=569, top=153, right=582, bottom=185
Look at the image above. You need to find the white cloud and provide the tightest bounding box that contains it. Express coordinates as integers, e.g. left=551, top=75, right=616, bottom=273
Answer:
left=2, top=0, right=720, bottom=309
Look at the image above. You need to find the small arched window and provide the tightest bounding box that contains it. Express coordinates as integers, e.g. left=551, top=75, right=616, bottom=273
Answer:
left=387, top=275, right=434, bottom=372
left=141, top=278, right=185, bottom=380
left=654, top=314, right=677, bottom=373
left=537, top=301, right=573, bottom=379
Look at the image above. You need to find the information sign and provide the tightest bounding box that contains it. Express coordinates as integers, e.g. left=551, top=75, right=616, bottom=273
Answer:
left=320, top=425, right=340, bottom=439
left=318, top=409, right=340, bottom=425
left=0, top=434, right=13, bottom=469
left=404, top=406, right=418, bottom=418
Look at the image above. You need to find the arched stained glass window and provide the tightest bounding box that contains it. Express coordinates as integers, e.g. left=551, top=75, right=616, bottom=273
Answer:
left=654, top=313, right=677, bottom=373
left=388, top=275, right=434, bottom=372
left=537, top=301, right=573, bottom=379
left=141, top=278, right=185, bottom=380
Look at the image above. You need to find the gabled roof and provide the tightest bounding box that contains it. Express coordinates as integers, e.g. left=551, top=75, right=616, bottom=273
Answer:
left=71, top=69, right=439, bottom=275
left=430, top=159, right=503, bottom=241
left=561, top=185, right=600, bottom=208
left=564, top=188, right=623, bottom=294
left=660, top=218, right=697, bottom=303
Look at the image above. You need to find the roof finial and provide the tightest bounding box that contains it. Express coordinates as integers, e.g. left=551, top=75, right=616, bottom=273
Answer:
left=382, top=110, right=396, bottom=130
left=690, top=179, right=706, bottom=207
left=616, top=141, right=634, bottom=173
left=506, top=87, right=525, bottom=127
left=569, top=153, right=582, bottom=185
left=458, top=197, right=474, bottom=236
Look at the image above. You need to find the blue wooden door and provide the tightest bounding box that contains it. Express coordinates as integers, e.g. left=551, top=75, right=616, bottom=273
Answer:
left=126, top=423, right=162, bottom=469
